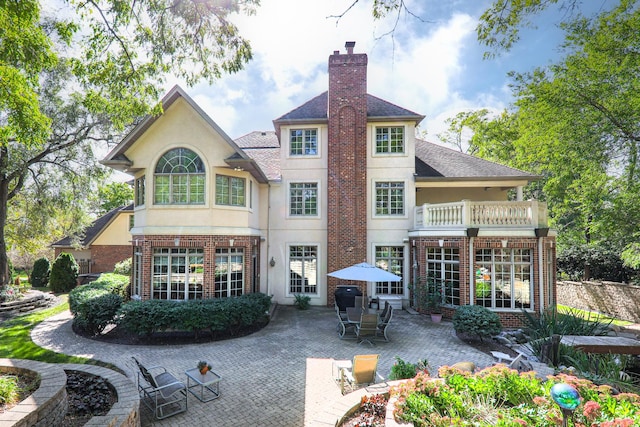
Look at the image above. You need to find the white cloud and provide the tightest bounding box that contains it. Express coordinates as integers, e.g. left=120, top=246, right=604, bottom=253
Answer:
left=170, top=1, right=515, bottom=141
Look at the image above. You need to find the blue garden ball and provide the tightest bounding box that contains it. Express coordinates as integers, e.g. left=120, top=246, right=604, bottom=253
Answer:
left=550, top=383, right=580, bottom=410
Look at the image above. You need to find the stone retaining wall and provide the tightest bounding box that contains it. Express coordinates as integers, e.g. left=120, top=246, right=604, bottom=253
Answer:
left=556, top=280, right=640, bottom=322
left=0, top=359, right=139, bottom=427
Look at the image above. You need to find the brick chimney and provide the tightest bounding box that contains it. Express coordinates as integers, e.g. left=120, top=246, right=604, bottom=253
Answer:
left=327, top=42, right=368, bottom=304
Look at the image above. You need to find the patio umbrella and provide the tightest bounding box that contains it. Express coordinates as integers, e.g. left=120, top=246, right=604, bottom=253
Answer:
left=327, top=262, right=402, bottom=282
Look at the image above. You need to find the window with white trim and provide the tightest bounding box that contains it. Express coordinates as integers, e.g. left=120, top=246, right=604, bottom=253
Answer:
left=290, top=129, right=318, bottom=155
left=216, top=175, right=246, bottom=206
left=289, top=245, right=317, bottom=294
left=289, top=182, right=318, bottom=216
left=375, top=181, right=404, bottom=215
left=375, top=246, right=404, bottom=295
left=135, top=175, right=145, bottom=206
left=215, top=248, right=244, bottom=298
left=152, top=248, right=204, bottom=300
left=426, top=248, right=460, bottom=306
left=154, top=149, right=205, bottom=204
left=475, top=248, right=532, bottom=309
left=375, top=127, right=404, bottom=154
left=132, top=247, right=142, bottom=297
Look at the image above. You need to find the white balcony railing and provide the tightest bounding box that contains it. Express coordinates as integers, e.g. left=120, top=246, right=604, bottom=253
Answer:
left=414, top=200, right=548, bottom=229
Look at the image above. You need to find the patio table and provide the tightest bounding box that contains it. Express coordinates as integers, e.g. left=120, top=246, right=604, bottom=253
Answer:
left=185, top=368, right=222, bottom=402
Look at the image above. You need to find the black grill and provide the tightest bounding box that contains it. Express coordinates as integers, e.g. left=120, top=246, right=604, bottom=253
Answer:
left=334, top=285, right=362, bottom=311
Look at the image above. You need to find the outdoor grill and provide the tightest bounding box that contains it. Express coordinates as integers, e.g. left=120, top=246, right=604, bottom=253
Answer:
left=334, top=285, right=362, bottom=311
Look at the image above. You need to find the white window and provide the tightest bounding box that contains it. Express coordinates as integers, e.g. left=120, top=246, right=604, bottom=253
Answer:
left=215, top=248, right=244, bottom=298
left=475, top=248, right=532, bottom=309
left=132, top=247, right=142, bottom=298
left=375, top=246, right=404, bottom=295
left=154, top=148, right=205, bottom=205
left=216, top=175, right=246, bottom=206
left=426, top=248, right=460, bottom=306
left=375, top=127, right=404, bottom=154
left=152, top=248, right=204, bottom=300
left=289, top=245, right=317, bottom=294
left=375, top=181, right=404, bottom=215
left=290, top=129, right=318, bottom=155
left=289, top=182, right=318, bottom=216
left=135, top=175, right=145, bottom=206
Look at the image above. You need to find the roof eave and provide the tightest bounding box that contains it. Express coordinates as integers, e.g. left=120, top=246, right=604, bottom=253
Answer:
left=368, top=114, right=425, bottom=126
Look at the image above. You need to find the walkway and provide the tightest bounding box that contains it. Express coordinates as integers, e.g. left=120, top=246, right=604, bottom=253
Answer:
left=31, top=305, right=495, bottom=426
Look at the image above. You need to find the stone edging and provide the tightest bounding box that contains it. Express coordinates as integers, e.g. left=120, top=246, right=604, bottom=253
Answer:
left=0, top=359, right=139, bottom=427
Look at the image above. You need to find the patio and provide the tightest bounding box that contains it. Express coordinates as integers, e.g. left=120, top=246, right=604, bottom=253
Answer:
left=31, top=304, right=496, bottom=426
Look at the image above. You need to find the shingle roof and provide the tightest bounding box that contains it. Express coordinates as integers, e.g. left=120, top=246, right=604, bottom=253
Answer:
left=273, top=92, right=424, bottom=123
left=234, top=131, right=281, bottom=181
left=414, top=139, right=539, bottom=180
left=52, top=204, right=133, bottom=248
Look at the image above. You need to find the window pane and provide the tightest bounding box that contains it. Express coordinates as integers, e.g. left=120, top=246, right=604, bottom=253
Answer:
left=375, top=246, right=404, bottom=295
left=215, top=248, right=244, bottom=298
left=290, top=183, right=318, bottom=216
left=154, top=148, right=205, bottom=205
left=290, top=129, right=317, bottom=155
left=375, top=182, right=404, bottom=215
left=475, top=249, right=532, bottom=309
left=289, top=246, right=317, bottom=294
left=376, top=127, right=404, bottom=153
left=426, top=248, right=460, bottom=306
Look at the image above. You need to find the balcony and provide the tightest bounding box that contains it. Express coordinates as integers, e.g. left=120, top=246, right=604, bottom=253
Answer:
left=413, top=200, right=548, bottom=233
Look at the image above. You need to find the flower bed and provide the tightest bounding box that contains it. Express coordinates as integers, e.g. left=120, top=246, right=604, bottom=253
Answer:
left=391, top=365, right=640, bottom=426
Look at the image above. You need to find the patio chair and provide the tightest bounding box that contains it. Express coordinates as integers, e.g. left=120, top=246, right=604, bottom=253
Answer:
left=336, top=302, right=356, bottom=339
left=490, top=351, right=527, bottom=371
left=354, top=295, right=365, bottom=309
left=132, top=356, right=188, bottom=420
left=375, top=304, right=393, bottom=341
left=339, top=354, right=385, bottom=394
left=356, top=313, right=379, bottom=346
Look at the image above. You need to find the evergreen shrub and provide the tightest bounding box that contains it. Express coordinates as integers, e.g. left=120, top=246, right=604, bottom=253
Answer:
left=453, top=305, right=502, bottom=341
left=31, top=257, right=50, bottom=288
left=49, top=253, right=79, bottom=293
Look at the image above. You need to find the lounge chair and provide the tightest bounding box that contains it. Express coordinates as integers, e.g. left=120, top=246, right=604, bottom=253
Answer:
left=339, top=354, right=385, bottom=394
left=132, top=356, right=188, bottom=420
left=355, top=313, right=379, bottom=346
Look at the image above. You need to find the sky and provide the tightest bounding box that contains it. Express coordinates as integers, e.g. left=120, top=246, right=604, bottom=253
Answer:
left=160, top=0, right=590, bottom=145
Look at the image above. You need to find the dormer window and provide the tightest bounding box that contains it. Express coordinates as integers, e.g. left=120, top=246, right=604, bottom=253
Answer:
left=375, top=126, right=404, bottom=154
left=154, top=148, right=205, bottom=205
left=290, top=129, right=318, bottom=156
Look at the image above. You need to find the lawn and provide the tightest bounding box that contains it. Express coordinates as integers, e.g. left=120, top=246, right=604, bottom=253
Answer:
left=0, top=295, right=113, bottom=369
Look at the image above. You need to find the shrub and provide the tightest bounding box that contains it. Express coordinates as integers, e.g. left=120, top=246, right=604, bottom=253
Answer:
left=0, top=285, right=20, bottom=303
left=389, top=356, right=430, bottom=380
left=49, top=253, right=79, bottom=293
left=453, top=305, right=502, bottom=341
left=117, top=293, right=272, bottom=337
left=293, top=294, right=311, bottom=310
left=113, top=258, right=131, bottom=275
left=69, top=273, right=129, bottom=335
left=30, top=257, right=50, bottom=288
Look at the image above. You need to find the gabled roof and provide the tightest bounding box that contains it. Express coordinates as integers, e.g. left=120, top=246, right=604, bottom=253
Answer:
left=414, top=139, right=540, bottom=182
left=272, top=91, right=425, bottom=131
left=52, top=204, right=133, bottom=248
left=101, top=85, right=269, bottom=183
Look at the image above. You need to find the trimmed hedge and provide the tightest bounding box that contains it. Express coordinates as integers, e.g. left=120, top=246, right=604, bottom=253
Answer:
left=117, top=293, right=272, bottom=337
left=69, top=273, right=130, bottom=335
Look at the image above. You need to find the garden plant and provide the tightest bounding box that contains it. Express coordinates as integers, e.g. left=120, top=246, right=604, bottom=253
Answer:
left=392, top=365, right=640, bottom=426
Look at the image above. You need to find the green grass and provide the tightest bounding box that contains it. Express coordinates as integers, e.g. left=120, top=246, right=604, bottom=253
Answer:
left=557, top=304, right=633, bottom=327
left=0, top=295, right=118, bottom=371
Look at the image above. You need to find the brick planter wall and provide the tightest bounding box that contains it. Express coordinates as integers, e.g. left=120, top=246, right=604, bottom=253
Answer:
left=0, top=359, right=140, bottom=427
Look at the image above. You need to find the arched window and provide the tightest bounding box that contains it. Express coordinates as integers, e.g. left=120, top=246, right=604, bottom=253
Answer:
left=154, top=148, right=205, bottom=204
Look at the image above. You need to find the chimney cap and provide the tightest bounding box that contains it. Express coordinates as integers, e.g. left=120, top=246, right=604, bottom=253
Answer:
left=345, top=41, right=356, bottom=54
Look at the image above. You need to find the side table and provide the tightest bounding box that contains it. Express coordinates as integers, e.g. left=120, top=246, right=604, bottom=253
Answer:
left=185, top=368, right=222, bottom=402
